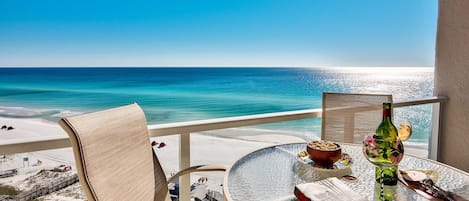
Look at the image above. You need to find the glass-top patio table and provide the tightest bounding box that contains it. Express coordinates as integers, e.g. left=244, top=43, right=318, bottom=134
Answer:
left=224, top=143, right=469, bottom=201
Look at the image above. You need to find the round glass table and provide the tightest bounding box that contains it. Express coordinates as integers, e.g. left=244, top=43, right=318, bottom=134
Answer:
left=224, top=143, right=469, bottom=201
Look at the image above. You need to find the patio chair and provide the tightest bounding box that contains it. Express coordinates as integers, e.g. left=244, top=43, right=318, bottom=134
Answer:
left=59, top=103, right=226, bottom=201
left=321, top=92, right=392, bottom=144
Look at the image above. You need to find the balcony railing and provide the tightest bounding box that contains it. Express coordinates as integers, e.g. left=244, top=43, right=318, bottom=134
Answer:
left=0, top=96, right=447, bottom=201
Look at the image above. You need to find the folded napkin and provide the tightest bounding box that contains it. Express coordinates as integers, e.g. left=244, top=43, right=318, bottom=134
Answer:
left=294, top=177, right=367, bottom=201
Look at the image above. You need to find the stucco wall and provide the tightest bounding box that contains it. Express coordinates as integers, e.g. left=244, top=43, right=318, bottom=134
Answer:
left=434, top=0, right=469, bottom=171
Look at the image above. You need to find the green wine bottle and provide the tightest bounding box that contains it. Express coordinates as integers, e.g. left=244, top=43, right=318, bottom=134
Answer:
left=374, top=103, right=404, bottom=186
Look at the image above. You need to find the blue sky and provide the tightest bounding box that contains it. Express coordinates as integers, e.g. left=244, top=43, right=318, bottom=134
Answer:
left=0, top=0, right=438, bottom=67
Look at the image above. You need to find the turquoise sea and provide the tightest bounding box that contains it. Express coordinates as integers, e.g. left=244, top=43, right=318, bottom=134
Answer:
left=0, top=67, right=434, bottom=143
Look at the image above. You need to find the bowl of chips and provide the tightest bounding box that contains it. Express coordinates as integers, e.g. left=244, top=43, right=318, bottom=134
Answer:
left=306, top=140, right=342, bottom=169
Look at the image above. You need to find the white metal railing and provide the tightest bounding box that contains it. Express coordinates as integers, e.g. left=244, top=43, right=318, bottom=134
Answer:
left=0, top=96, right=447, bottom=201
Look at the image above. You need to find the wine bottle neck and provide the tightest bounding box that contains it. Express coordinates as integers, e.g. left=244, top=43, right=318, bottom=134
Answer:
left=382, top=103, right=392, bottom=121
left=377, top=103, right=397, bottom=139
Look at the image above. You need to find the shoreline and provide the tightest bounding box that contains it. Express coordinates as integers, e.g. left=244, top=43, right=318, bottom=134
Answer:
left=0, top=114, right=429, bottom=163
left=0, top=104, right=432, bottom=144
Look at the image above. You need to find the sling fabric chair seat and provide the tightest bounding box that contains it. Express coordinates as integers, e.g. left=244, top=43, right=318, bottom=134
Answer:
left=321, top=92, right=393, bottom=144
left=59, top=103, right=226, bottom=201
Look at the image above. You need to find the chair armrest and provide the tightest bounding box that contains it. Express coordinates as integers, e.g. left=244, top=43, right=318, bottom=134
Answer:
left=167, top=164, right=227, bottom=183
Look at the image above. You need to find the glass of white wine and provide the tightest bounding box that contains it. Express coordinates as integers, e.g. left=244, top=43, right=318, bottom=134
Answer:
left=398, top=121, right=412, bottom=141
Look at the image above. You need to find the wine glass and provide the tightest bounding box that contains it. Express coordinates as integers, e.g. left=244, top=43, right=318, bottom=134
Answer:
left=362, top=135, right=404, bottom=167
left=363, top=134, right=405, bottom=201
left=398, top=121, right=412, bottom=141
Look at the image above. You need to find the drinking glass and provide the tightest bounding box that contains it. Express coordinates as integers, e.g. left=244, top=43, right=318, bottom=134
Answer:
left=363, top=134, right=405, bottom=201
left=398, top=121, right=413, bottom=141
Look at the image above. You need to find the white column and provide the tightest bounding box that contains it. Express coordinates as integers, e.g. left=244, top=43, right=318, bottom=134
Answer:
left=434, top=0, right=469, bottom=171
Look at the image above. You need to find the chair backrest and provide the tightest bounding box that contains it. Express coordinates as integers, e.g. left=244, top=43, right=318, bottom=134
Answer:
left=321, top=92, right=392, bottom=143
left=59, top=103, right=168, bottom=201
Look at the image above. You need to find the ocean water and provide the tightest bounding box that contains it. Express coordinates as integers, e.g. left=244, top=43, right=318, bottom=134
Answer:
left=0, top=67, right=434, bottom=142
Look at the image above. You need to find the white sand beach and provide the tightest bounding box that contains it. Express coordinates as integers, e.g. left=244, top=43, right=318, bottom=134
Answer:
left=0, top=116, right=429, bottom=200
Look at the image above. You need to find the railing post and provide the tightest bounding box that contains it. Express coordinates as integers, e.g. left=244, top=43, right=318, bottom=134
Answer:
left=179, top=133, right=191, bottom=201
left=430, top=102, right=442, bottom=160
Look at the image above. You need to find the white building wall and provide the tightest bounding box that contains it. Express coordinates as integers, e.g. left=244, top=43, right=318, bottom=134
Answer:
left=434, top=0, right=469, bottom=171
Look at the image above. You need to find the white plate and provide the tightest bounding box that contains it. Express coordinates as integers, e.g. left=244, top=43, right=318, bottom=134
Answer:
left=296, top=151, right=353, bottom=172
left=295, top=151, right=353, bottom=181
